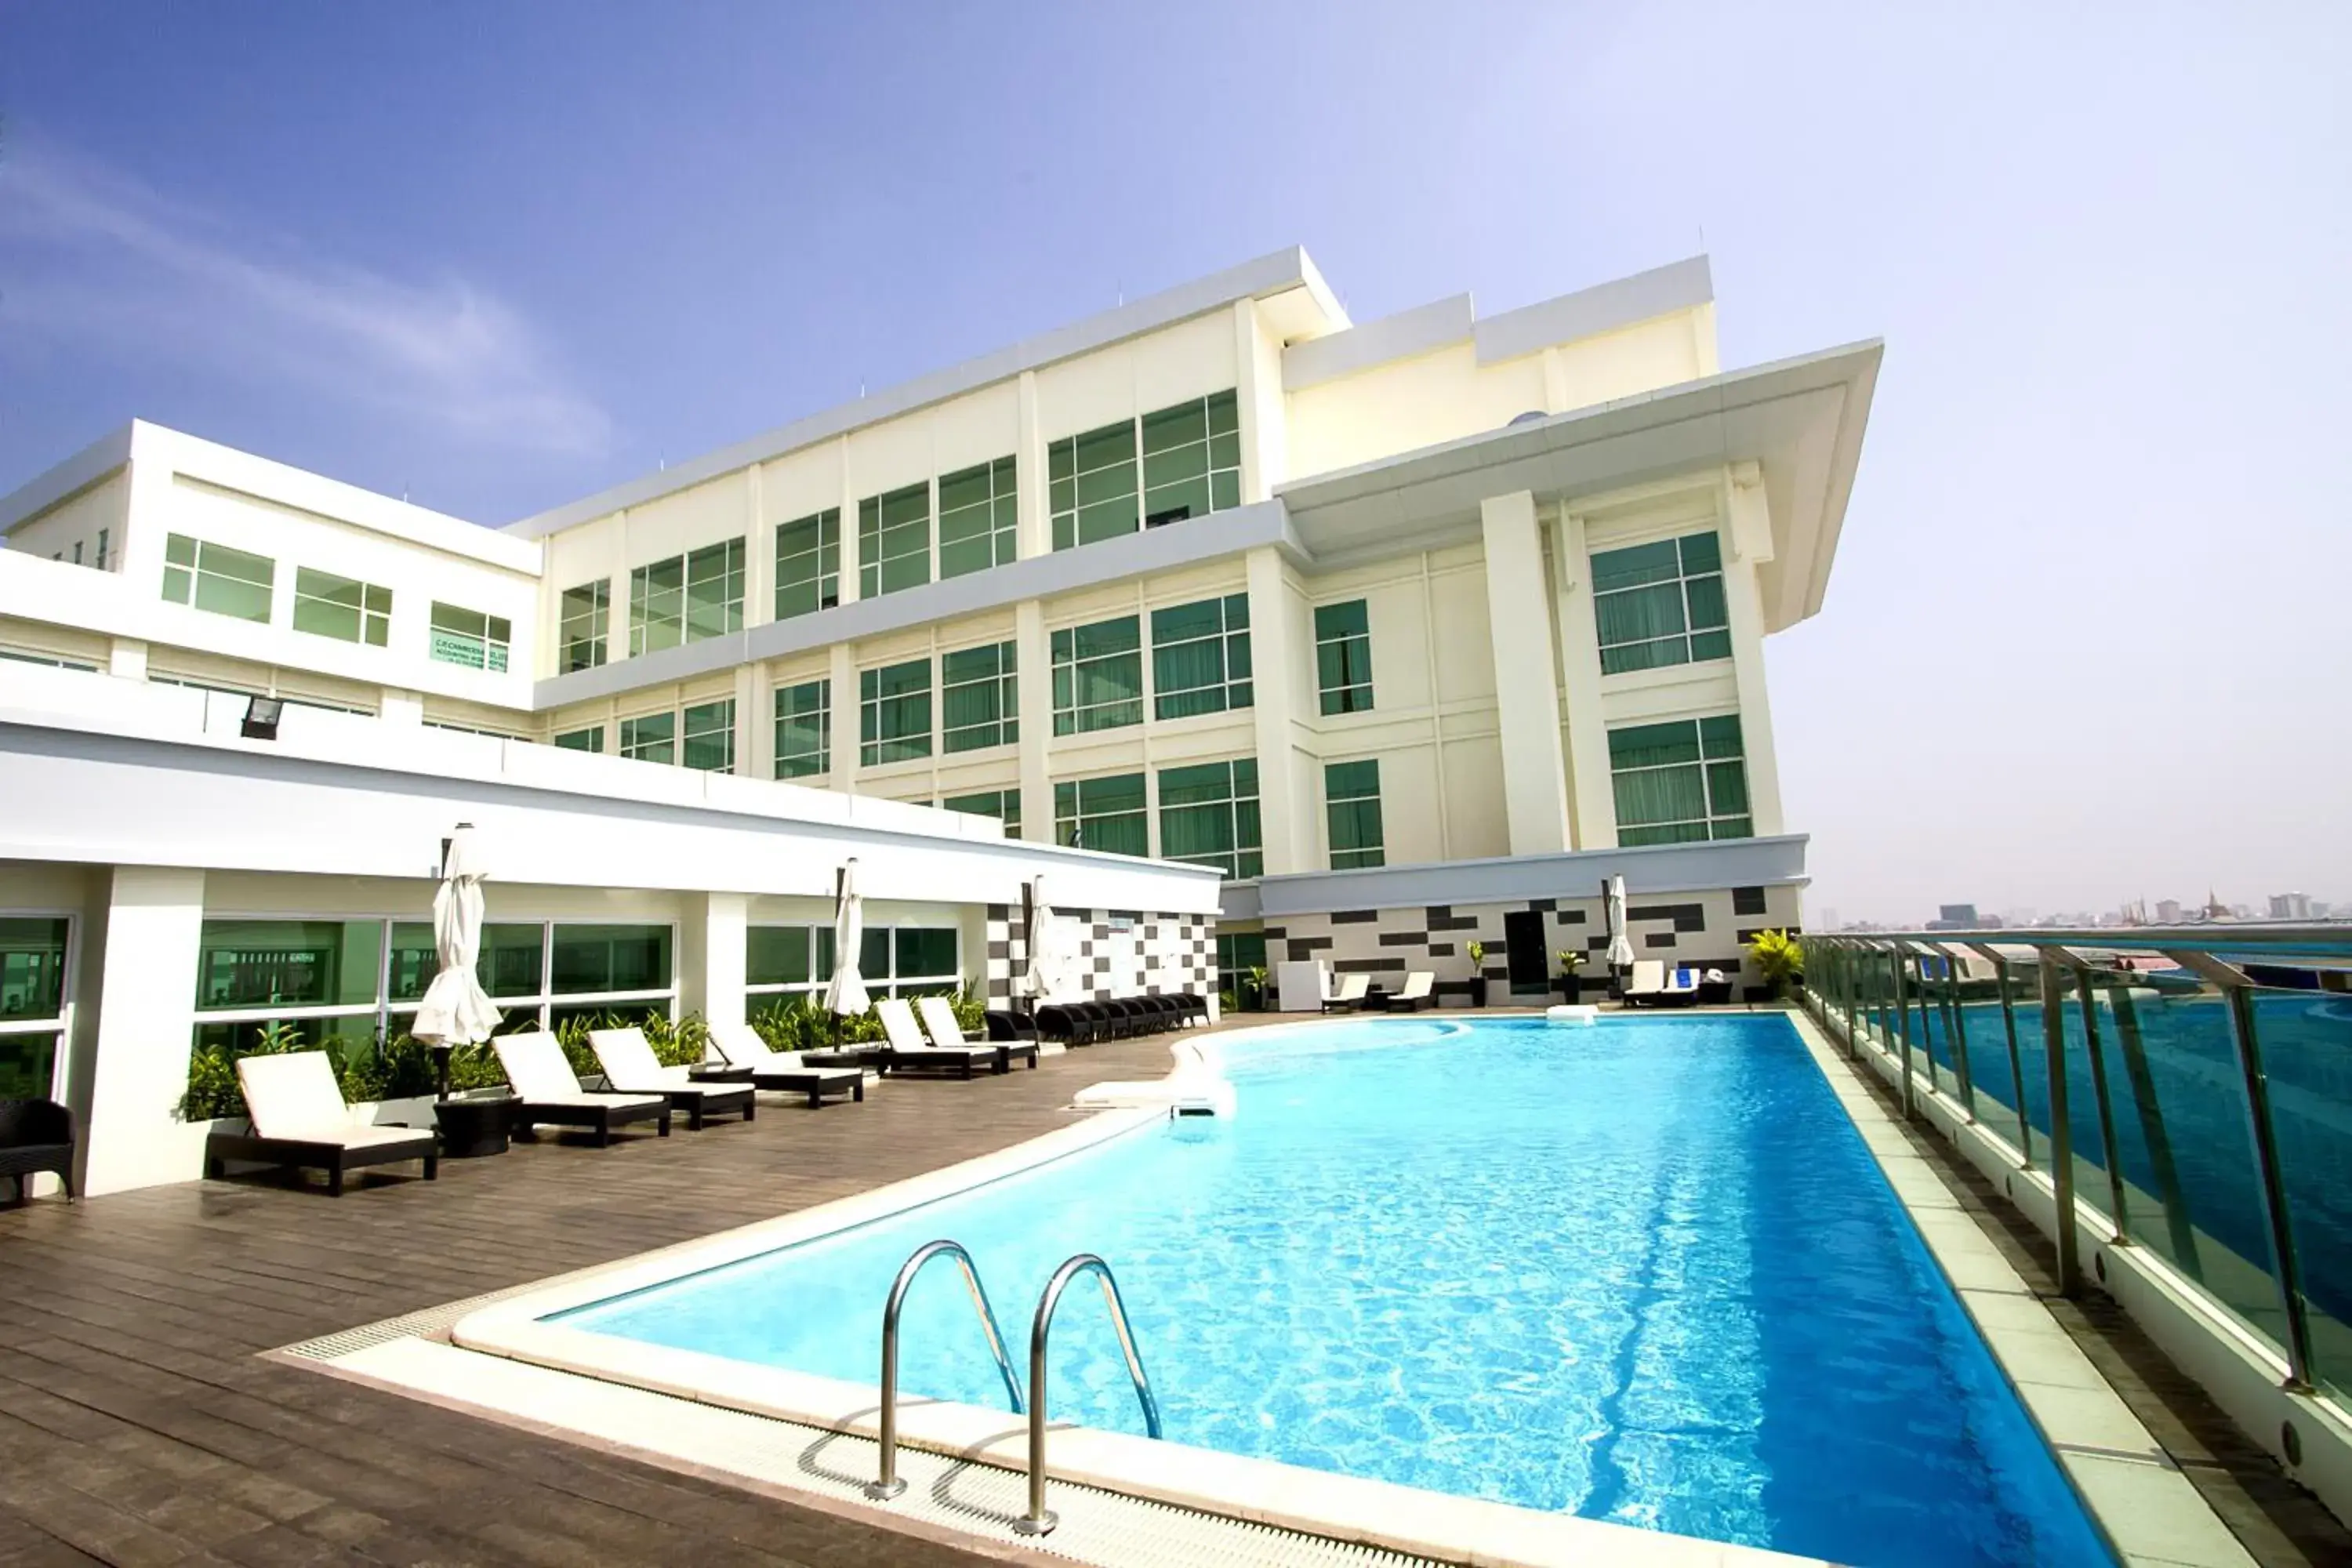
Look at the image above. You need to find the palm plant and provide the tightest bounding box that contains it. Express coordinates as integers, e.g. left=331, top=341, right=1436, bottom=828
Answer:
left=1748, top=929, right=1805, bottom=1000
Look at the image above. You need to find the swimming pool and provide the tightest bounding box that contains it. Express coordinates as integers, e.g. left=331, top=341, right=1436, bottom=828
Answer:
left=554, top=1015, right=2114, bottom=1568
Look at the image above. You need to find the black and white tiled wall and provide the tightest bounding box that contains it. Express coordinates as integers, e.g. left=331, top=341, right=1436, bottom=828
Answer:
left=1249, top=883, right=1802, bottom=1002
left=983, top=903, right=1217, bottom=1004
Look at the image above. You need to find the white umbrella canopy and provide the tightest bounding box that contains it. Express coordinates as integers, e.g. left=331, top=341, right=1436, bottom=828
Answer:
left=823, top=858, right=870, bottom=1015
left=412, top=825, right=500, bottom=1048
left=1605, top=875, right=1635, bottom=970
left=1023, top=874, right=1073, bottom=1002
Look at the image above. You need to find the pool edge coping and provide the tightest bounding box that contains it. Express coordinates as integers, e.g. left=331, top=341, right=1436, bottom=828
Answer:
left=1784, top=1006, right=2259, bottom=1568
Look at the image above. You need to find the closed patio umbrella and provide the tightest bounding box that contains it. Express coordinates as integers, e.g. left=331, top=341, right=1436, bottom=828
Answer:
left=823, top=858, right=870, bottom=1016
left=1023, top=874, right=1073, bottom=1003
left=1604, top=875, right=1635, bottom=979
left=412, top=824, right=500, bottom=1098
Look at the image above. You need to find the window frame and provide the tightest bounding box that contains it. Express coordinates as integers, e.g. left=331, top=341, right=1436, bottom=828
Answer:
left=554, top=726, right=604, bottom=753
left=1315, top=599, right=1374, bottom=716
left=1150, top=592, right=1253, bottom=720
left=1054, top=771, right=1149, bottom=858
left=775, top=508, right=841, bottom=620
left=0, top=912, right=74, bottom=1102
left=859, top=657, right=934, bottom=767
left=936, top=456, right=1017, bottom=580
left=773, top=678, right=830, bottom=779
left=292, top=567, right=392, bottom=648
left=681, top=698, right=736, bottom=774
left=940, top=640, right=1018, bottom=753
left=942, top=789, right=1021, bottom=838
left=1051, top=614, right=1145, bottom=735
left=619, top=710, right=676, bottom=764
left=1324, top=758, right=1385, bottom=869
left=162, top=533, right=275, bottom=624
left=559, top=579, right=611, bottom=672
left=428, top=601, right=512, bottom=673
left=746, top=920, right=961, bottom=1011
left=1592, top=530, right=1731, bottom=677
left=1608, top=713, right=1753, bottom=845
left=858, top=482, right=933, bottom=600
left=1156, top=757, right=1262, bottom=879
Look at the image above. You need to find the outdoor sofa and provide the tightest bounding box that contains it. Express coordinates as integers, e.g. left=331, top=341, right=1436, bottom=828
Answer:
left=0, top=1098, right=76, bottom=1203
left=204, top=1051, right=437, bottom=1196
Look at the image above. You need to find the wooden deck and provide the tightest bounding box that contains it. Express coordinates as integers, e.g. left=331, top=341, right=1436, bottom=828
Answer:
left=2, top=1014, right=2343, bottom=1567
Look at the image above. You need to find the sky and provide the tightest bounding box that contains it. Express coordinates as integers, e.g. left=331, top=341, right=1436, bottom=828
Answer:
left=2, top=2, right=2346, bottom=924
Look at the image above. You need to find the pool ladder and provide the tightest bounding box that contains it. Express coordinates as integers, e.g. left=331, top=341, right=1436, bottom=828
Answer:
left=867, top=1240, right=1162, bottom=1537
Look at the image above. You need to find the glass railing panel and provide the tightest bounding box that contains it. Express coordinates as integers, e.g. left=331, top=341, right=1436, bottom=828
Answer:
left=2088, top=978, right=2286, bottom=1352
left=1955, top=970, right=2027, bottom=1156
left=2011, top=967, right=2117, bottom=1230
left=2252, top=985, right=2352, bottom=1403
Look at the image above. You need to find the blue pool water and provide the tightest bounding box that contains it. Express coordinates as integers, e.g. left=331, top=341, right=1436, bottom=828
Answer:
left=560, top=1016, right=2114, bottom=1567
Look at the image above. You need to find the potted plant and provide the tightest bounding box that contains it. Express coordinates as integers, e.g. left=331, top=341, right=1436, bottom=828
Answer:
left=1243, top=965, right=1269, bottom=1012
left=1555, top=948, right=1585, bottom=1002
left=1748, top=928, right=1805, bottom=1002
left=1465, top=941, right=1489, bottom=1007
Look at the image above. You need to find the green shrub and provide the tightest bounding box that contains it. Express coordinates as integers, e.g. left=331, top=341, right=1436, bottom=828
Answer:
left=1748, top=928, right=1805, bottom=998
left=180, top=1020, right=435, bottom=1122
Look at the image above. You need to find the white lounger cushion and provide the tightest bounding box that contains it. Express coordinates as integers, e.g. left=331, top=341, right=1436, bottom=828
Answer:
left=710, top=1022, right=866, bottom=1082
left=237, top=1052, right=434, bottom=1149
left=494, top=1032, right=665, bottom=1109
left=878, top=998, right=990, bottom=1062
left=590, top=1026, right=746, bottom=1102
left=915, top=996, right=972, bottom=1047
left=1625, top=960, right=1668, bottom=996
left=1396, top=971, right=1434, bottom=1000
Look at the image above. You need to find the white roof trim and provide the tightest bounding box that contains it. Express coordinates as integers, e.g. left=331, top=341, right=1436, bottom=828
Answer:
left=0, top=424, right=135, bottom=535
left=1473, top=256, right=1713, bottom=365
left=506, top=247, right=1346, bottom=541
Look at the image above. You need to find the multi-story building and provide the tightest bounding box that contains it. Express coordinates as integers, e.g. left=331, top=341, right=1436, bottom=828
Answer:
left=4, top=247, right=1879, bottom=1072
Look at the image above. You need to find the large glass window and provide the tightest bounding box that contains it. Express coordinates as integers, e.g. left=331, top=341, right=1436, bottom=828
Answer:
left=1610, top=714, right=1752, bottom=844
left=1325, top=759, right=1385, bottom=869
left=941, top=641, right=1018, bottom=753
left=938, top=456, right=1016, bottom=579
left=429, top=602, right=511, bottom=672
left=1049, top=419, right=1139, bottom=550
left=292, top=568, right=391, bottom=647
left=1216, top=929, right=1268, bottom=1007
left=942, top=789, right=1021, bottom=837
left=775, top=508, right=840, bottom=620
left=195, top=920, right=382, bottom=1011
left=775, top=679, right=829, bottom=779
left=1141, top=390, right=1241, bottom=527
left=0, top=917, right=70, bottom=1099
left=550, top=924, right=674, bottom=997
left=1050, top=390, right=1240, bottom=550
left=559, top=580, right=610, bottom=671
left=1159, top=757, right=1261, bottom=879
left=1054, top=772, right=1148, bottom=858
left=620, top=711, right=675, bottom=764
left=1151, top=593, right=1252, bottom=720
left=858, top=483, right=931, bottom=599
left=682, top=699, right=735, bottom=773
left=746, top=921, right=957, bottom=1011
left=1051, top=615, right=1143, bottom=735
left=631, top=540, right=743, bottom=656
left=162, top=534, right=274, bottom=623
left=1592, top=531, right=1730, bottom=676
left=860, top=658, right=932, bottom=765
left=388, top=921, right=546, bottom=1005
left=1315, top=600, right=1374, bottom=715
left=554, top=726, right=603, bottom=753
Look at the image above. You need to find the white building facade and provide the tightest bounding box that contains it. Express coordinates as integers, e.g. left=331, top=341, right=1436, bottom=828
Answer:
left=2, top=249, right=1878, bottom=1185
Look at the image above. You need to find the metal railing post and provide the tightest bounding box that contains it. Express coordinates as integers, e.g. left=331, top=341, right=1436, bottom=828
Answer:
left=1944, top=947, right=1975, bottom=1119
left=2038, top=957, right=2081, bottom=1295
left=2106, top=976, right=2198, bottom=1275
left=2065, top=956, right=2130, bottom=1234
left=1891, top=944, right=1917, bottom=1118
left=1015, top=1253, right=1163, bottom=1537
left=1982, top=950, right=2032, bottom=1169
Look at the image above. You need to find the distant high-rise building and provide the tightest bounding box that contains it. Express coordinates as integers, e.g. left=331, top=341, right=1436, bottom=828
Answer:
left=1926, top=902, right=1979, bottom=931
left=2270, top=892, right=2312, bottom=920
left=1819, top=906, right=1840, bottom=933
left=2155, top=898, right=2182, bottom=924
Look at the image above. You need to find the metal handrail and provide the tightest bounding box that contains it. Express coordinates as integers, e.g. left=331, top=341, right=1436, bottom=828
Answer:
left=866, top=1240, right=1024, bottom=1501
left=1013, top=1252, right=1162, bottom=1537
left=1805, top=927, right=2332, bottom=1391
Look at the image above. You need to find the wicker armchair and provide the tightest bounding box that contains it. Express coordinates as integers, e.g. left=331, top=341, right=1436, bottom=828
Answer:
left=0, top=1098, right=77, bottom=1204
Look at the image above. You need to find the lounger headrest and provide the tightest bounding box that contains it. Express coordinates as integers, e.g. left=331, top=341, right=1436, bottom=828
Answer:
left=237, top=1050, right=350, bottom=1138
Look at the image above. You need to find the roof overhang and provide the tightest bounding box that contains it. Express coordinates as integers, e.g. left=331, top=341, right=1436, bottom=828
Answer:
left=1275, top=339, right=1882, bottom=631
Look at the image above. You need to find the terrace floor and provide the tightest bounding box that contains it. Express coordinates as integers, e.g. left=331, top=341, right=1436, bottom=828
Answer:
left=0, top=1010, right=2344, bottom=1568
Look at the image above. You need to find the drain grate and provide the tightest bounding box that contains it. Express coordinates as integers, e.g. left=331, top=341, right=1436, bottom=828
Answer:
left=273, top=1280, right=550, bottom=1361
left=309, top=1335, right=1446, bottom=1568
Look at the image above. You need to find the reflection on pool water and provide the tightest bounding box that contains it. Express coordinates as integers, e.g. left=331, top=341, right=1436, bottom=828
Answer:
left=558, top=1015, right=2114, bottom=1567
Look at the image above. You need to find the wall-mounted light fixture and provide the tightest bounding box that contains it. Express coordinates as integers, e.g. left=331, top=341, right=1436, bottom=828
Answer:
left=241, top=695, right=283, bottom=741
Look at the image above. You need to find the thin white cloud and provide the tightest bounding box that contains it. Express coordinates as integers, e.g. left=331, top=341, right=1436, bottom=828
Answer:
left=0, top=146, right=611, bottom=456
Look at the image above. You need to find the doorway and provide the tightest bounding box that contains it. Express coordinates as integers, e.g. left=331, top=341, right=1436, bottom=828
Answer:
left=1503, top=910, right=1548, bottom=996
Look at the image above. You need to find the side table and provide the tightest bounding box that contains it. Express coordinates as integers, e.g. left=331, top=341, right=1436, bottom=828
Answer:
left=434, top=1095, right=515, bottom=1159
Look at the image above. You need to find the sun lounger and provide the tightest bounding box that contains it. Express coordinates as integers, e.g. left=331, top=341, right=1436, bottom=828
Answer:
left=1622, top=960, right=1670, bottom=1007
left=1382, top=971, right=1437, bottom=1012
left=877, top=997, right=1006, bottom=1077
left=205, top=1051, right=437, bottom=1195
left=707, top=1022, right=865, bottom=1107
left=1323, top=974, right=1371, bottom=1013
left=1659, top=967, right=1704, bottom=1007
left=493, top=1031, right=671, bottom=1144
left=916, top=996, right=1039, bottom=1070
left=589, top=1028, right=757, bottom=1129
left=1696, top=968, right=1735, bottom=1006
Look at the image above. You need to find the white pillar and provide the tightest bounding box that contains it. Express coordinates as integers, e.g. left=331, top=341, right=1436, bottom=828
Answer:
left=1014, top=598, right=1052, bottom=840
left=82, top=866, right=207, bottom=1196
left=1244, top=546, right=1305, bottom=872
left=1552, top=509, right=1616, bottom=848
left=828, top=641, right=858, bottom=792
left=742, top=464, right=773, bottom=628
left=734, top=664, right=768, bottom=780
left=381, top=689, right=425, bottom=728
left=107, top=638, right=148, bottom=681
left=835, top=436, right=862, bottom=607
left=1015, top=371, right=1051, bottom=558
left=681, top=892, right=750, bottom=1031
left=1722, top=464, right=1786, bottom=836
left=1233, top=300, right=1287, bottom=503
left=1479, top=491, right=1571, bottom=855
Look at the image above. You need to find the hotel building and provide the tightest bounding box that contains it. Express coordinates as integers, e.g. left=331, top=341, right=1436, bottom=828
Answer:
left=0, top=248, right=1878, bottom=1190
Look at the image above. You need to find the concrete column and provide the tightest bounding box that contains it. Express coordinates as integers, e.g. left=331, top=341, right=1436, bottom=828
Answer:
left=1479, top=491, right=1571, bottom=855
left=1244, top=546, right=1305, bottom=873
left=1233, top=301, right=1287, bottom=503
left=1552, top=509, right=1616, bottom=848
left=742, top=464, right=773, bottom=629
left=82, top=866, right=207, bottom=1196
left=1015, top=371, right=1050, bottom=558
left=1014, top=598, right=1052, bottom=840
left=118, top=452, right=177, bottom=592
left=835, top=436, right=861, bottom=607
left=734, top=664, right=768, bottom=780
left=380, top=689, right=425, bottom=728
left=680, top=891, right=750, bottom=1030
left=1722, top=465, right=1787, bottom=836
left=107, top=638, right=148, bottom=681
left=827, top=641, right=858, bottom=793
left=1541, top=348, right=1570, bottom=414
